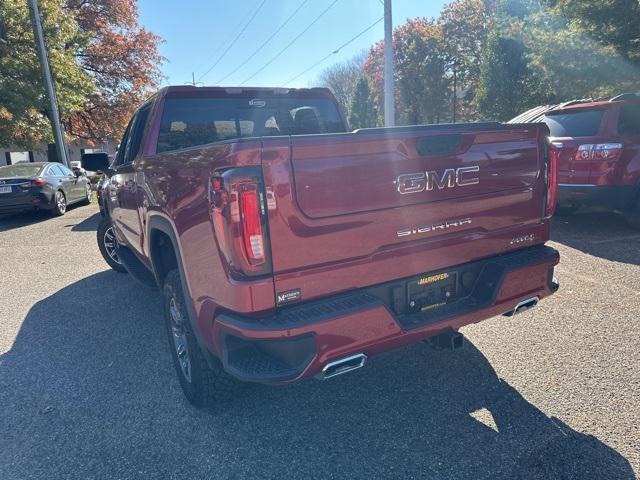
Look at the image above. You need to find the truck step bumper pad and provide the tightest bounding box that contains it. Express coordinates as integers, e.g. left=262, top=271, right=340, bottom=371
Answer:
left=215, top=245, right=559, bottom=383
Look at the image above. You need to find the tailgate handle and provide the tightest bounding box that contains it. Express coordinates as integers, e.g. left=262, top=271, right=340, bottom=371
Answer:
left=416, top=134, right=463, bottom=157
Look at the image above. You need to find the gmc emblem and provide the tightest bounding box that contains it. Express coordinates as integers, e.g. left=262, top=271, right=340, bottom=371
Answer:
left=396, top=166, right=480, bottom=194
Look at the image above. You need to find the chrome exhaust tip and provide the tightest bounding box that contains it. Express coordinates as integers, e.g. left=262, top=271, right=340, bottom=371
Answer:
left=317, top=353, right=367, bottom=380
left=504, top=296, right=539, bottom=317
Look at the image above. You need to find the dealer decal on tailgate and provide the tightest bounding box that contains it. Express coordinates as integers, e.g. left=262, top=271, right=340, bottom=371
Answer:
left=276, top=288, right=301, bottom=306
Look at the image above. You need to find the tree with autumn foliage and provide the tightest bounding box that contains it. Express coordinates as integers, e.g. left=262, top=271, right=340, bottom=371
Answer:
left=65, top=0, right=163, bottom=142
left=364, top=19, right=450, bottom=125
left=363, top=0, right=489, bottom=125
left=395, top=19, right=449, bottom=124
left=0, top=0, right=162, bottom=148
left=439, top=0, right=492, bottom=120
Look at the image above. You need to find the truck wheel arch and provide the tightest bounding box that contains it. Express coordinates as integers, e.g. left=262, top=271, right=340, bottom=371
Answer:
left=629, top=178, right=640, bottom=210
left=147, top=215, right=214, bottom=362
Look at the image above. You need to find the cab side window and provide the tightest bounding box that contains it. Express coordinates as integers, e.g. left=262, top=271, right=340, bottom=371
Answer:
left=114, top=120, right=134, bottom=167
left=113, top=103, right=152, bottom=167
left=122, top=104, right=152, bottom=165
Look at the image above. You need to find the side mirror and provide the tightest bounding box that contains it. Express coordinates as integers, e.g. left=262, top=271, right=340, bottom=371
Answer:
left=81, top=152, right=110, bottom=172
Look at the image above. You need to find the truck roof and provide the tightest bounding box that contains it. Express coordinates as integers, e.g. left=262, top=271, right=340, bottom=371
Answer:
left=550, top=98, right=640, bottom=113
left=159, top=85, right=335, bottom=98
left=509, top=96, right=640, bottom=123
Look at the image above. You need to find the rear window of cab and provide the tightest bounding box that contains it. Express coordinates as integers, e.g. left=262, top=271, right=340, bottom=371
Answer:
left=156, top=95, right=346, bottom=153
left=542, top=108, right=604, bottom=137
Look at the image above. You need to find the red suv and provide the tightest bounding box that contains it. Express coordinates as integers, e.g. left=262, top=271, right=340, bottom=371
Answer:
left=511, top=93, right=640, bottom=227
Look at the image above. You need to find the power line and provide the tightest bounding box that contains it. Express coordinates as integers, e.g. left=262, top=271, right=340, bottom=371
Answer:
left=284, top=17, right=383, bottom=86
left=241, top=0, right=341, bottom=85
left=217, top=0, right=311, bottom=84
left=192, top=7, right=253, bottom=74
left=197, top=0, right=267, bottom=82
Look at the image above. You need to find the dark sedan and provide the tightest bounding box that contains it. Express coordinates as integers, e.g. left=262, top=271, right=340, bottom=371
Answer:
left=0, top=162, right=91, bottom=216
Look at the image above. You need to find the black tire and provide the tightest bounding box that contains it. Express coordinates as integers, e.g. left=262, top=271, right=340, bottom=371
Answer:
left=51, top=190, right=66, bottom=216
left=555, top=203, right=580, bottom=216
left=163, top=269, right=238, bottom=408
left=624, top=199, right=640, bottom=230
left=97, top=217, right=127, bottom=273
left=80, top=184, right=92, bottom=205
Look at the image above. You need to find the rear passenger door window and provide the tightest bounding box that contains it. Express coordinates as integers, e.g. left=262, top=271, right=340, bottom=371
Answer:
left=49, top=165, right=64, bottom=176
left=59, top=165, right=74, bottom=177
left=618, top=105, right=640, bottom=135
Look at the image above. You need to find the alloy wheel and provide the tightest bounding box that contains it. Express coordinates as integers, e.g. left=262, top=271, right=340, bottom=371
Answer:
left=102, top=226, right=121, bottom=265
left=169, top=297, right=192, bottom=383
left=56, top=192, right=66, bottom=214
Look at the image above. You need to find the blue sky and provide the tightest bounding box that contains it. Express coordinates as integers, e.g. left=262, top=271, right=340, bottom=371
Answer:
left=138, top=0, right=449, bottom=88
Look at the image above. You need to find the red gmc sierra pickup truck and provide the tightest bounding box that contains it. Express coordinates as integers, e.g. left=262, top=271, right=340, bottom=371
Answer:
left=84, top=86, right=560, bottom=408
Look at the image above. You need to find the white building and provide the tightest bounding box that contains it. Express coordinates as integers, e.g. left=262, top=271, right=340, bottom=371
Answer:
left=1, top=140, right=117, bottom=166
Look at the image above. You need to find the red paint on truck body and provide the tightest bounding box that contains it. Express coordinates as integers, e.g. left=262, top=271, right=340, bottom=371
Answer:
left=107, top=86, right=559, bottom=384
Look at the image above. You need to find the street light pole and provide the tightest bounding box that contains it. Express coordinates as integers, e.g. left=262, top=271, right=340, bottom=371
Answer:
left=28, top=0, right=69, bottom=167
left=383, top=0, right=395, bottom=127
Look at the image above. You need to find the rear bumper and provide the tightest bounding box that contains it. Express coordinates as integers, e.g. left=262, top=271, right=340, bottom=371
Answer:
left=212, top=245, right=560, bottom=383
left=558, top=184, right=635, bottom=211
left=0, top=192, right=52, bottom=214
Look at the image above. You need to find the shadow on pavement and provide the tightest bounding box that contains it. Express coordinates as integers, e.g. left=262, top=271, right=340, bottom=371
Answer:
left=0, top=271, right=634, bottom=480
left=68, top=211, right=101, bottom=232
left=0, top=210, right=52, bottom=232
left=551, top=210, right=640, bottom=265
left=0, top=204, right=96, bottom=233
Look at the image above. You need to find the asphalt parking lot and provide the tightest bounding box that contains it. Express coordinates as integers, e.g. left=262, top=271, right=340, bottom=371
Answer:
left=0, top=204, right=638, bottom=480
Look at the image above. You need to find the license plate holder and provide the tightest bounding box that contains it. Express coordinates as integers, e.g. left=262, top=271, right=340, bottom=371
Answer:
left=407, top=271, right=458, bottom=313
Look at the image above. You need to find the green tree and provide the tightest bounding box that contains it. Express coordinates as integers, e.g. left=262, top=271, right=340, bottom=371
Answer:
left=541, top=0, right=640, bottom=64
left=476, top=31, right=534, bottom=120
left=348, top=76, right=377, bottom=129
left=521, top=10, right=640, bottom=100
left=363, top=18, right=450, bottom=126
left=439, top=0, right=493, bottom=120
left=395, top=19, right=449, bottom=124
left=0, top=0, right=162, bottom=148
left=0, top=0, right=93, bottom=147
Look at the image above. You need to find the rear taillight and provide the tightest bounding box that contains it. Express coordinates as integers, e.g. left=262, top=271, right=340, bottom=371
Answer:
left=546, top=142, right=560, bottom=218
left=575, top=143, right=622, bottom=161
left=209, top=167, right=271, bottom=278
left=239, top=184, right=265, bottom=265
left=19, top=178, right=45, bottom=189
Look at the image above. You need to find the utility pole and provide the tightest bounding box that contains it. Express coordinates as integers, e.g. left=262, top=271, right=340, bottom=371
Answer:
left=186, top=72, right=202, bottom=86
left=383, top=0, right=395, bottom=127
left=28, top=0, right=69, bottom=167
left=452, top=64, right=457, bottom=123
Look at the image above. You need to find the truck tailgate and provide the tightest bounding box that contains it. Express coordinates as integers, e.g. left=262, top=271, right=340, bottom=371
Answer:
left=261, top=123, right=550, bottom=304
